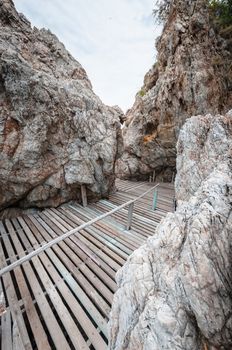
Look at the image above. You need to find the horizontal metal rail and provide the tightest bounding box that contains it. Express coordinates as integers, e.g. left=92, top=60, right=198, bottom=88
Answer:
left=0, top=183, right=159, bottom=277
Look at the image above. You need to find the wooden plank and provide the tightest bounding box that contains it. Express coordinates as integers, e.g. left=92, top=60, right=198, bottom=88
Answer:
left=70, top=204, right=145, bottom=246
left=0, top=224, right=32, bottom=350
left=18, top=217, right=107, bottom=350
left=3, top=220, right=51, bottom=350
left=47, top=208, right=126, bottom=266
left=63, top=205, right=136, bottom=247
left=27, top=215, right=112, bottom=315
left=4, top=220, right=74, bottom=350
left=6, top=220, right=72, bottom=350
left=23, top=215, right=110, bottom=330
left=101, top=198, right=160, bottom=225
left=59, top=207, right=133, bottom=255
left=31, top=214, right=115, bottom=302
left=110, top=189, right=173, bottom=210
left=0, top=184, right=160, bottom=277
left=39, top=212, right=117, bottom=283
left=37, top=213, right=117, bottom=292
left=12, top=320, right=24, bottom=350
left=74, top=193, right=156, bottom=237
left=42, top=210, right=121, bottom=272
left=40, top=211, right=104, bottom=267
left=16, top=217, right=90, bottom=350
left=1, top=310, right=13, bottom=350
left=89, top=201, right=154, bottom=238
left=0, top=179, right=175, bottom=350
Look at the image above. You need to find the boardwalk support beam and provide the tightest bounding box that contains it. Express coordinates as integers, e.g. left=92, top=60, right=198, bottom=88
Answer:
left=81, top=185, right=87, bottom=207
left=126, top=203, right=134, bottom=230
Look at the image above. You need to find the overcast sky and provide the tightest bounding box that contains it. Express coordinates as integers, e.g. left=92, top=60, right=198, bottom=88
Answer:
left=14, top=0, right=162, bottom=112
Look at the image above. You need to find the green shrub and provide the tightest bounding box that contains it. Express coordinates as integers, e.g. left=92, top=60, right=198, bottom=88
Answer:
left=209, top=0, right=232, bottom=28
left=138, top=89, right=146, bottom=97
left=212, top=54, right=223, bottom=64
left=153, top=0, right=232, bottom=27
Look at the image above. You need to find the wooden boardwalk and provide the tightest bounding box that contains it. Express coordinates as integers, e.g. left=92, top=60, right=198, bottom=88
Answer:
left=0, top=180, right=174, bottom=350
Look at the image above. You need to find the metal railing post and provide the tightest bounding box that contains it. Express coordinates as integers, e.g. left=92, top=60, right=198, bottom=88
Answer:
left=152, top=189, right=158, bottom=210
left=126, top=203, right=134, bottom=230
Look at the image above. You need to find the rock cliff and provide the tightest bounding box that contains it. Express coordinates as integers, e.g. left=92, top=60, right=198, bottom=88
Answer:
left=116, top=0, right=232, bottom=181
left=0, top=0, right=122, bottom=216
left=109, top=111, right=232, bottom=350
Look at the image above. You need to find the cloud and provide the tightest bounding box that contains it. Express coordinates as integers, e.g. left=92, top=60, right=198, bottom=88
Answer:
left=14, top=0, right=162, bottom=112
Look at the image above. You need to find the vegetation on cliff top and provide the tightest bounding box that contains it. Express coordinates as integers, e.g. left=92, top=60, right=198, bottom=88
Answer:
left=209, top=0, right=232, bottom=28
left=153, top=0, right=232, bottom=28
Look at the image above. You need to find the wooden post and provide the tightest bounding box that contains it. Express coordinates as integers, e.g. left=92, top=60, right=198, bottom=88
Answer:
left=152, top=190, right=158, bottom=210
left=81, top=185, right=87, bottom=207
left=126, top=203, right=134, bottom=230
left=152, top=170, right=155, bottom=182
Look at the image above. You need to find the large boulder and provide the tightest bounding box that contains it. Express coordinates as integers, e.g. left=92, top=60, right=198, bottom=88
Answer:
left=109, top=111, right=232, bottom=350
left=116, top=0, right=232, bottom=181
left=0, top=0, right=122, bottom=215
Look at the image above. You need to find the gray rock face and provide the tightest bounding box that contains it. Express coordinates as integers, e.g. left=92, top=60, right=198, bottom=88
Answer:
left=116, top=0, right=232, bottom=181
left=0, top=0, right=122, bottom=214
left=109, top=112, right=232, bottom=350
left=176, top=111, right=232, bottom=203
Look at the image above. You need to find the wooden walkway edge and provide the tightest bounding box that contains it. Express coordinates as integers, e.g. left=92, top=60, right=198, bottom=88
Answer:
left=0, top=180, right=174, bottom=350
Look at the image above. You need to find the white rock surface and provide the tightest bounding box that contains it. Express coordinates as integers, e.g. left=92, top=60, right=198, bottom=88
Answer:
left=109, top=112, right=232, bottom=350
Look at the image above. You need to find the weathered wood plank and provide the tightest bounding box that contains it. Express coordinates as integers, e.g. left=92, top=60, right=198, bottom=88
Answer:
left=1, top=310, right=12, bottom=350
left=19, top=217, right=107, bottom=350
left=27, top=215, right=112, bottom=314
left=24, top=215, right=110, bottom=327
left=0, top=223, right=32, bottom=350
left=39, top=212, right=117, bottom=283
left=6, top=219, right=71, bottom=350
left=17, top=217, right=90, bottom=350
left=32, top=214, right=115, bottom=301
left=3, top=219, right=51, bottom=350
left=0, top=180, right=174, bottom=349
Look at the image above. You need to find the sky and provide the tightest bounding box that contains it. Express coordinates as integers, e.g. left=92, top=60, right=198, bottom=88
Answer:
left=14, top=0, right=162, bottom=112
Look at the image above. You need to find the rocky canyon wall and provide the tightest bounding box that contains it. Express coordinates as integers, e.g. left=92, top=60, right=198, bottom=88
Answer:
left=116, top=0, right=232, bottom=181
left=0, top=0, right=122, bottom=217
left=109, top=111, right=232, bottom=350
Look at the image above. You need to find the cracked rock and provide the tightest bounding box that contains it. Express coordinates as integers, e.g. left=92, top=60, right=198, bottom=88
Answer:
left=116, top=0, right=232, bottom=181
left=109, top=112, right=232, bottom=350
left=0, top=0, right=123, bottom=216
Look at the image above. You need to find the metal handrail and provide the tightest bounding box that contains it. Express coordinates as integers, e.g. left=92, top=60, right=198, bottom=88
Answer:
left=0, top=183, right=159, bottom=277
